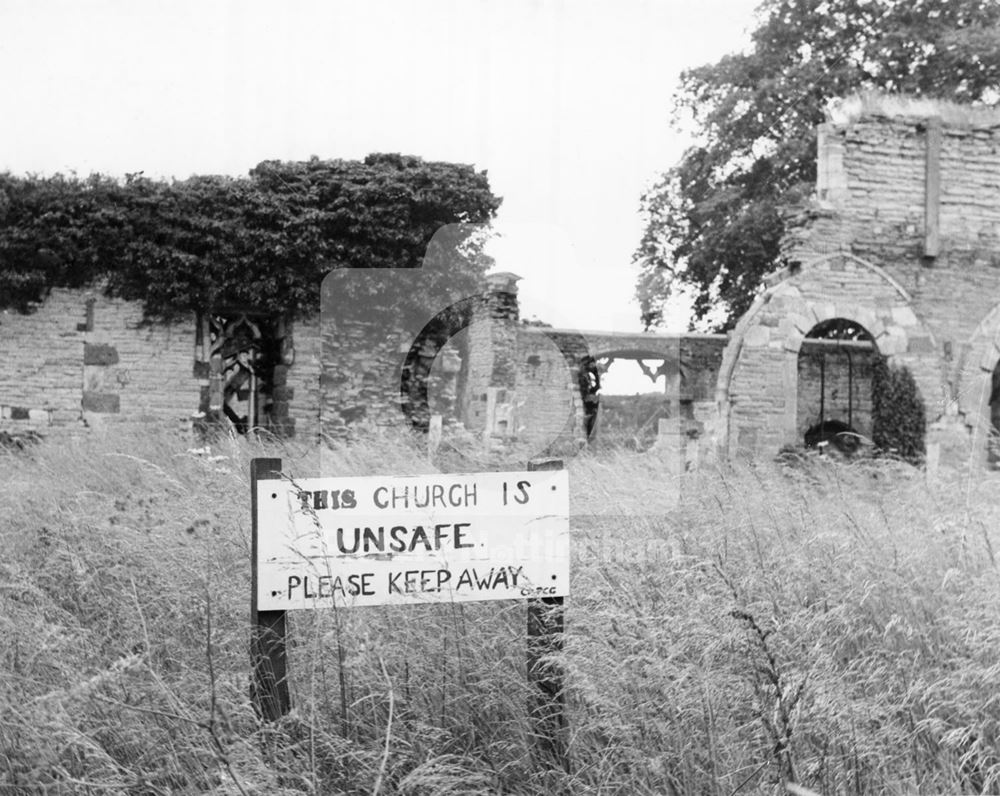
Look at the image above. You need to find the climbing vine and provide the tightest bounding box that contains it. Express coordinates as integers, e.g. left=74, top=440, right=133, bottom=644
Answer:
left=0, top=154, right=500, bottom=321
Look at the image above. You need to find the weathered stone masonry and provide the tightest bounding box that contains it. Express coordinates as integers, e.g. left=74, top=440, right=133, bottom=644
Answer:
left=723, top=101, right=1000, bottom=463
left=461, top=102, right=990, bottom=466
left=0, top=288, right=323, bottom=437
left=4, top=100, right=998, bottom=471
left=465, top=283, right=874, bottom=469
left=0, top=275, right=877, bottom=472
left=1, top=288, right=201, bottom=433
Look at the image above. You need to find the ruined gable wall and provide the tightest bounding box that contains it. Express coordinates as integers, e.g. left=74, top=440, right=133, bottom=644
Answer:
left=787, top=114, right=1000, bottom=397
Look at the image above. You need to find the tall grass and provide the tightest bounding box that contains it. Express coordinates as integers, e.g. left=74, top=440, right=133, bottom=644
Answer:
left=3, top=428, right=1000, bottom=794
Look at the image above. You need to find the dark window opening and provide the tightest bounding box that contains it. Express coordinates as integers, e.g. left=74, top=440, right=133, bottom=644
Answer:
left=577, top=355, right=601, bottom=440
left=200, top=312, right=284, bottom=436
left=989, top=362, right=1000, bottom=467
left=807, top=318, right=873, bottom=342
left=797, top=318, right=876, bottom=455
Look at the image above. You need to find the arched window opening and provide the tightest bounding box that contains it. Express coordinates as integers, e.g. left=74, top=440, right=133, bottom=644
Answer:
left=807, top=318, right=874, bottom=342
left=797, top=318, right=877, bottom=455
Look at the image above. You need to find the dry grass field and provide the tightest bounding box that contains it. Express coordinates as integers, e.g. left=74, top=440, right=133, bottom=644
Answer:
left=3, top=428, right=1000, bottom=794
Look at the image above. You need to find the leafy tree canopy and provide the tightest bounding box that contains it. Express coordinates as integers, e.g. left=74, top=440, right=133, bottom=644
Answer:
left=635, top=0, right=1000, bottom=331
left=0, top=154, right=501, bottom=320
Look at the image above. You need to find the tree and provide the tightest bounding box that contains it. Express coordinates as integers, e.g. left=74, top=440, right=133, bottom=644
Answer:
left=0, top=154, right=501, bottom=320
left=635, top=0, right=1000, bottom=331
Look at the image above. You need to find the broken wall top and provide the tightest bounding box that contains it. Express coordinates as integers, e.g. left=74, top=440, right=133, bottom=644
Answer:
left=826, top=93, right=1000, bottom=128
left=785, top=94, right=1000, bottom=269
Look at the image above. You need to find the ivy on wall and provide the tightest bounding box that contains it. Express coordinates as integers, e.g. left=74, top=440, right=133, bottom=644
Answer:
left=871, top=355, right=926, bottom=463
left=0, top=154, right=500, bottom=321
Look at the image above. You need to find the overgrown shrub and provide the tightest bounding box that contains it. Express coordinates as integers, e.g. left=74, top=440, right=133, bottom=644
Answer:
left=872, top=354, right=926, bottom=463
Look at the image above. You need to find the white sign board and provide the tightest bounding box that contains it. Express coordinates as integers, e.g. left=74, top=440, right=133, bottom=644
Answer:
left=255, top=470, right=570, bottom=609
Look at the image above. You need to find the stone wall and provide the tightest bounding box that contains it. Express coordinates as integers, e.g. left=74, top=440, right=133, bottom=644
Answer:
left=514, top=327, right=584, bottom=451
left=716, top=252, right=936, bottom=458
left=782, top=106, right=1000, bottom=459
left=719, top=101, right=1000, bottom=462
left=678, top=336, right=726, bottom=465
left=510, top=327, right=727, bottom=465
left=1, top=288, right=91, bottom=433
left=0, top=287, right=326, bottom=440
left=286, top=314, right=323, bottom=438
left=461, top=273, right=522, bottom=440
left=317, top=317, right=406, bottom=438
left=9, top=103, right=999, bottom=470
left=0, top=288, right=200, bottom=436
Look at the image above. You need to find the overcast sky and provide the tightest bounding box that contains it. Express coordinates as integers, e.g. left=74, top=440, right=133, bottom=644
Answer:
left=0, top=0, right=759, bottom=392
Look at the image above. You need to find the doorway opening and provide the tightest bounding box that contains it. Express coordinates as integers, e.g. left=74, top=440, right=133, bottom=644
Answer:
left=198, top=312, right=285, bottom=436
left=988, top=361, right=1000, bottom=467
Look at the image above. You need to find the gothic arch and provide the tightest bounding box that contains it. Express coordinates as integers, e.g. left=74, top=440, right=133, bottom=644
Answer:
left=713, top=252, right=942, bottom=458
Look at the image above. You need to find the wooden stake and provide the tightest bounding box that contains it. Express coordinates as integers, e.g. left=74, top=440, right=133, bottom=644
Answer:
left=250, top=457, right=291, bottom=721
left=526, top=457, right=568, bottom=771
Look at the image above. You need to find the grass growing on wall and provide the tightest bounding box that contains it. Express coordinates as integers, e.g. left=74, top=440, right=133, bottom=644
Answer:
left=2, top=429, right=1000, bottom=794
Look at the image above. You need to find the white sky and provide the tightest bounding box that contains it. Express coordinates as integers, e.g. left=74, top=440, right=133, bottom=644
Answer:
left=0, top=0, right=758, bottom=392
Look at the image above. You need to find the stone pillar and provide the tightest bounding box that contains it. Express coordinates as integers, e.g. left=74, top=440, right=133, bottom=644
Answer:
left=655, top=417, right=685, bottom=476
left=464, top=272, right=522, bottom=440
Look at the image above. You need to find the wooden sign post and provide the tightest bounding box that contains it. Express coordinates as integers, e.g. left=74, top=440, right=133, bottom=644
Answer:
left=249, top=458, right=569, bottom=767
left=250, top=457, right=290, bottom=721
left=526, top=458, right=567, bottom=769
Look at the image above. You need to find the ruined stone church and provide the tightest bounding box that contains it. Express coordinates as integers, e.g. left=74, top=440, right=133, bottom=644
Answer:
left=3, top=97, right=1000, bottom=470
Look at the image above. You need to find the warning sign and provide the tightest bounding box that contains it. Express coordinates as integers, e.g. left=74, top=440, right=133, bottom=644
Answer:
left=254, top=470, right=570, bottom=609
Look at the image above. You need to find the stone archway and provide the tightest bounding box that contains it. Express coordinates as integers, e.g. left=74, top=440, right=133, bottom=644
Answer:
left=956, top=304, right=1000, bottom=465
left=714, top=252, right=942, bottom=459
